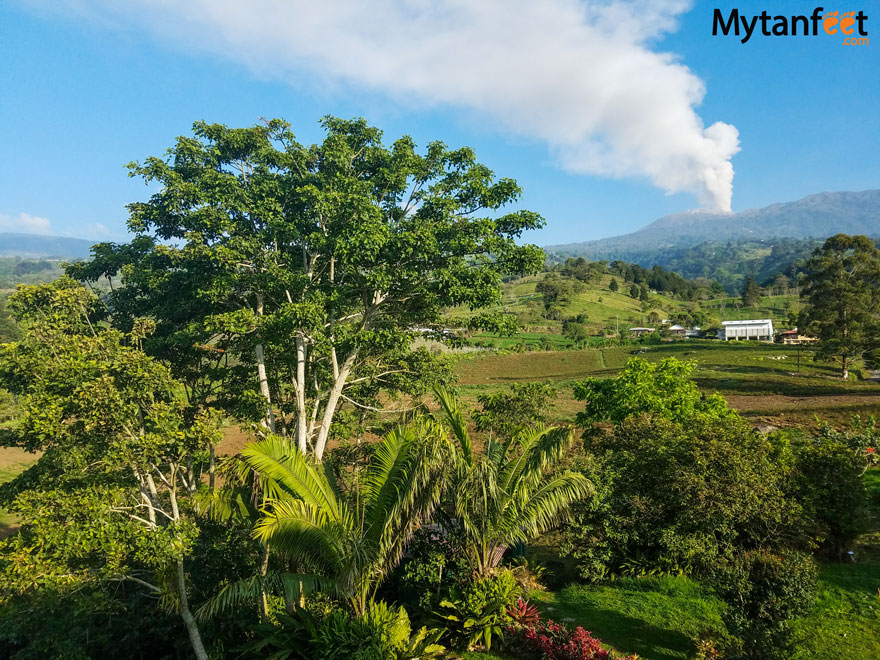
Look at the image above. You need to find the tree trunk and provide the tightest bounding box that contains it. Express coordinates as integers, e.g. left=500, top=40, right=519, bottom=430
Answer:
left=177, top=559, right=209, bottom=660
left=295, top=334, right=308, bottom=452
left=842, top=355, right=849, bottom=380
left=313, top=350, right=358, bottom=460
left=208, top=445, right=215, bottom=492
left=254, top=293, right=275, bottom=433
left=259, top=543, right=271, bottom=623
left=255, top=342, right=276, bottom=432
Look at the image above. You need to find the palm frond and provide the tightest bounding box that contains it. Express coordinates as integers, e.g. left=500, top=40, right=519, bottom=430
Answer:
left=252, top=498, right=349, bottom=577
left=364, top=420, right=448, bottom=585
left=240, top=435, right=341, bottom=518
left=192, top=484, right=259, bottom=523
left=499, top=426, right=575, bottom=495
left=504, top=471, right=593, bottom=543
left=434, top=386, right=473, bottom=466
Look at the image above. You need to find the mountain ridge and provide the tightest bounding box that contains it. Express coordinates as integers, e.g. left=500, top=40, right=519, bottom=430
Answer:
left=0, top=233, right=96, bottom=259
left=545, top=189, right=880, bottom=257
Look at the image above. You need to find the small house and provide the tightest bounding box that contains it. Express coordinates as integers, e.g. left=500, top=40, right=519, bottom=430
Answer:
left=630, top=327, right=655, bottom=337
left=668, top=324, right=687, bottom=338
left=779, top=328, right=818, bottom=345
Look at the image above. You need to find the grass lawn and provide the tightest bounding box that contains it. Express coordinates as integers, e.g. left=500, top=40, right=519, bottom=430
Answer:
left=469, top=469, right=879, bottom=660
left=532, top=576, right=722, bottom=660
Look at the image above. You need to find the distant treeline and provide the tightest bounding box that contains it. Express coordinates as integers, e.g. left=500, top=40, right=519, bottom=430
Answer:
left=552, top=257, right=724, bottom=299
left=0, top=257, right=65, bottom=288
left=546, top=237, right=862, bottom=294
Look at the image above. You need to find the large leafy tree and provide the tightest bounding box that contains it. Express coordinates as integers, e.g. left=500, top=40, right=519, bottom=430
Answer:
left=799, top=234, right=880, bottom=379
left=563, top=414, right=798, bottom=580
left=69, top=117, right=544, bottom=458
left=434, top=388, right=591, bottom=576
left=0, top=279, right=220, bottom=660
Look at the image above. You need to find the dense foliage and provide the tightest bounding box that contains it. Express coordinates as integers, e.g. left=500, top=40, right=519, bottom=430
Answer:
left=799, top=233, right=880, bottom=379
left=564, top=414, right=798, bottom=580
left=547, top=237, right=822, bottom=294
left=0, top=279, right=234, bottom=659
left=68, top=117, right=544, bottom=458
left=711, top=550, right=817, bottom=660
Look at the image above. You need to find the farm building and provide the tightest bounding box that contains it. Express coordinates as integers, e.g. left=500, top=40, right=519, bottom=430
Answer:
left=718, top=319, right=774, bottom=341
left=779, top=328, right=818, bottom=345
left=630, top=327, right=655, bottom=337
left=668, top=324, right=687, bottom=337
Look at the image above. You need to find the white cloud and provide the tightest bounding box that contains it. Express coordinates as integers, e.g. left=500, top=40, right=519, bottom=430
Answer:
left=0, top=212, right=52, bottom=235
left=29, top=0, right=740, bottom=210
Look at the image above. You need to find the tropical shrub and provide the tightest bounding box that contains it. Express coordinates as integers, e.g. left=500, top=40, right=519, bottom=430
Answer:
left=474, top=382, right=557, bottom=439
left=574, top=357, right=733, bottom=427
left=563, top=415, right=799, bottom=580
left=395, top=527, right=464, bottom=619
left=434, top=387, right=592, bottom=577
left=507, top=597, right=540, bottom=626
left=246, top=601, right=445, bottom=660
left=203, top=419, right=450, bottom=617
left=711, top=550, right=817, bottom=660
left=434, top=569, right=521, bottom=650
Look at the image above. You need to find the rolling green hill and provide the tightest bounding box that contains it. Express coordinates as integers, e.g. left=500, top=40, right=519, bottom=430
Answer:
left=448, top=272, right=801, bottom=350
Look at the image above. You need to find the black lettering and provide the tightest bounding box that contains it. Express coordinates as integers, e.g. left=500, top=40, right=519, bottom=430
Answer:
left=713, top=8, right=739, bottom=36
left=811, top=7, right=824, bottom=36
left=856, top=11, right=869, bottom=36
left=760, top=11, right=773, bottom=36
left=791, top=15, right=808, bottom=35
left=740, top=13, right=759, bottom=43
left=772, top=16, right=788, bottom=36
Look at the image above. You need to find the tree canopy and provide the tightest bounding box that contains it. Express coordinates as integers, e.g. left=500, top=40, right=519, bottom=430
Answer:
left=68, top=117, right=544, bottom=458
left=574, top=357, right=733, bottom=428
left=799, top=234, right=880, bottom=379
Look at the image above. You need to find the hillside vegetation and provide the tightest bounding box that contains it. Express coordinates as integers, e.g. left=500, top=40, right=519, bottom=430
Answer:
left=452, top=267, right=801, bottom=350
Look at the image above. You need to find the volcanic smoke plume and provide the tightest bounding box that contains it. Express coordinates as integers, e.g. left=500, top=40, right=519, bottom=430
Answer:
left=40, top=0, right=740, bottom=210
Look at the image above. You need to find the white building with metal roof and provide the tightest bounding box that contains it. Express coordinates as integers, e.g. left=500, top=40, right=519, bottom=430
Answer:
left=718, top=319, right=774, bottom=341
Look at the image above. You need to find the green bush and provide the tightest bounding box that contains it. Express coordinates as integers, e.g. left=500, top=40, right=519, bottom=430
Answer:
left=247, top=601, right=445, bottom=660
left=435, top=569, right=521, bottom=650
left=395, top=528, right=464, bottom=619
left=563, top=415, right=799, bottom=580
left=793, top=436, right=869, bottom=558
left=711, top=550, right=817, bottom=660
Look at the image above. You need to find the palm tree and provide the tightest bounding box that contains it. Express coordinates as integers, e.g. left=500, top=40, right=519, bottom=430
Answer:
left=222, top=419, right=449, bottom=615
left=434, top=387, right=592, bottom=576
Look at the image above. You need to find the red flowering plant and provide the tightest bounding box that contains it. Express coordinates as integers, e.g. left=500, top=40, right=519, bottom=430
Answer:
left=508, top=598, right=541, bottom=627
left=817, top=416, right=880, bottom=472
left=502, top=617, right=636, bottom=660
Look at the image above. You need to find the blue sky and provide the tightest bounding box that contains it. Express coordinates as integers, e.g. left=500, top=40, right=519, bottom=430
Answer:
left=1, top=1, right=878, bottom=246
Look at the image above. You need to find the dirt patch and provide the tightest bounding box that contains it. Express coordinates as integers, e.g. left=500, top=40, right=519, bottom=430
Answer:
left=0, top=447, right=40, bottom=473
left=725, top=393, right=880, bottom=427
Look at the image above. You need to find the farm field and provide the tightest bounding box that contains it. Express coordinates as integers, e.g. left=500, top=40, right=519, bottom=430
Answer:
left=454, top=340, right=880, bottom=428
